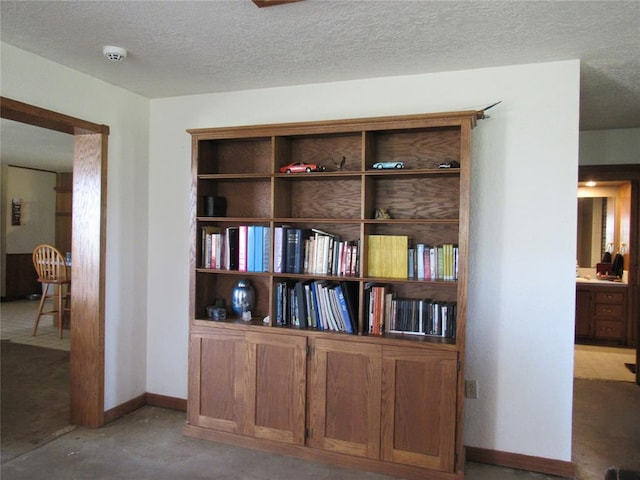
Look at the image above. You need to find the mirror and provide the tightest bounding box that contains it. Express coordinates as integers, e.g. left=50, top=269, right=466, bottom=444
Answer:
left=577, top=181, right=632, bottom=269
left=576, top=196, right=615, bottom=267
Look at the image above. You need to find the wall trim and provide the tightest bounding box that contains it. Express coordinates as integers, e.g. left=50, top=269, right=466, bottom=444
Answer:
left=103, top=394, right=147, bottom=424
left=103, top=393, right=187, bottom=424
left=465, top=446, right=574, bottom=478
left=146, top=393, right=187, bottom=411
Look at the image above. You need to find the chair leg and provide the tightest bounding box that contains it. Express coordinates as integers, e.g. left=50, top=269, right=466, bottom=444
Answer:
left=33, top=283, right=49, bottom=336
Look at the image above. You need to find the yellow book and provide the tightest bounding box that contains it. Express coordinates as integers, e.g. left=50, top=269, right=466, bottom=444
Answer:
left=368, top=235, right=408, bottom=279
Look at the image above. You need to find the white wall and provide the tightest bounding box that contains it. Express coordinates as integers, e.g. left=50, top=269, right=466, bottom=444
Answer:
left=0, top=165, right=56, bottom=296
left=1, top=40, right=580, bottom=462
left=579, top=128, right=640, bottom=165
left=149, top=60, right=579, bottom=461
left=4, top=166, right=56, bottom=253
left=1, top=43, right=151, bottom=410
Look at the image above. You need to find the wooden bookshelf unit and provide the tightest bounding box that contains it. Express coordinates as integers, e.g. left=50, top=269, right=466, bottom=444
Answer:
left=185, top=110, right=482, bottom=480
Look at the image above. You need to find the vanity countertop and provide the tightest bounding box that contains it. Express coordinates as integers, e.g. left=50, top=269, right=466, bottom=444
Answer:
left=576, top=277, right=627, bottom=287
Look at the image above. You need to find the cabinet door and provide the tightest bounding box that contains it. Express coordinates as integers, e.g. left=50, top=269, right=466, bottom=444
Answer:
left=308, top=338, right=382, bottom=459
left=575, top=289, right=592, bottom=337
left=188, top=330, right=246, bottom=433
left=243, top=332, right=307, bottom=445
left=381, top=347, right=458, bottom=472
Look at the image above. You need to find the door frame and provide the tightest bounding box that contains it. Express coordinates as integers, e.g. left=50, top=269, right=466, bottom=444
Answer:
left=1, top=96, right=109, bottom=427
left=579, top=164, right=640, bottom=385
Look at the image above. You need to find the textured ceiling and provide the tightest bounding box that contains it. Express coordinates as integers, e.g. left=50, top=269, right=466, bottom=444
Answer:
left=1, top=0, right=639, bottom=170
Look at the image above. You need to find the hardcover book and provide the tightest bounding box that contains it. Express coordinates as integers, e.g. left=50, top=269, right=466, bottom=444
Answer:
left=273, top=226, right=284, bottom=273
left=367, top=235, right=408, bottom=279
left=334, top=283, right=354, bottom=333
left=247, top=225, right=256, bottom=272
left=262, top=226, right=271, bottom=272
left=238, top=225, right=248, bottom=272
left=285, top=228, right=305, bottom=274
left=226, top=227, right=240, bottom=270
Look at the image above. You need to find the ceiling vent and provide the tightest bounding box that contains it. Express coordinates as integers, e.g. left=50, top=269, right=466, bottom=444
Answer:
left=103, top=45, right=127, bottom=62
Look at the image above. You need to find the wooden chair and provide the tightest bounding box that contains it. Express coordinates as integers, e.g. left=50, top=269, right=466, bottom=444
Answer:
left=32, top=244, right=71, bottom=338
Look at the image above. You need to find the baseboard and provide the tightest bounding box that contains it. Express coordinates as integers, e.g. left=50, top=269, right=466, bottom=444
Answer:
left=103, top=393, right=147, bottom=424
left=103, top=393, right=186, bottom=424
left=146, top=393, right=187, bottom=411
left=465, top=446, right=575, bottom=478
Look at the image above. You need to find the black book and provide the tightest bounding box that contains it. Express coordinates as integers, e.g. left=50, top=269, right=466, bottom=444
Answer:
left=294, top=281, right=309, bottom=328
left=226, top=226, right=240, bottom=270
left=285, top=228, right=305, bottom=274
left=339, top=281, right=359, bottom=334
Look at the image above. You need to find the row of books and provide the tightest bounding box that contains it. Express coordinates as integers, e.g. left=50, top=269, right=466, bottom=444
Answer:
left=273, top=227, right=360, bottom=277
left=202, top=229, right=455, bottom=281
left=201, top=225, right=270, bottom=272
left=366, top=284, right=456, bottom=338
left=275, top=280, right=358, bottom=333
left=409, top=243, right=458, bottom=281
left=367, top=235, right=458, bottom=281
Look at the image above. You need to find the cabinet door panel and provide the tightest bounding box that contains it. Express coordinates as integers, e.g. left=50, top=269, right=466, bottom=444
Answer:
left=595, top=291, right=624, bottom=304
left=244, top=332, right=307, bottom=445
left=575, top=289, right=592, bottom=337
left=595, top=320, right=624, bottom=339
left=381, top=347, right=457, bottom=472
left=595, top=303, right=623, bottom=318
left=308, top=338, right=382, bottom=458
left=188, top=331, right=246, bottom=433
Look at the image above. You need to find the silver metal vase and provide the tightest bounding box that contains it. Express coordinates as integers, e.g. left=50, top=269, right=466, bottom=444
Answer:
left=231, top=279, right=255, bottom=317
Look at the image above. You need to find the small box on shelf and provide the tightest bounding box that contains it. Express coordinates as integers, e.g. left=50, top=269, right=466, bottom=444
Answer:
left=202, top=196, right=227, bottom=217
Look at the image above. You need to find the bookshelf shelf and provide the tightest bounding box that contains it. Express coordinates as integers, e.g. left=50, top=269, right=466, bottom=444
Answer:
left=195, top=268, right=268, bottom=276
left=362, top=218, right=459, bottom=224
left=197, top=216, right=270, bottom=222
left=364, top=168, right=460, bottom=177
left=187, top=110, right=481, bottom=480
left=271, top=218, right=361, bottom=224
left=198, top=173, right=273, bottom=180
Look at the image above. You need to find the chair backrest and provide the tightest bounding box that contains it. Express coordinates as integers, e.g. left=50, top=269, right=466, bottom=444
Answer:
left=32, top=244, right=69, bottom=283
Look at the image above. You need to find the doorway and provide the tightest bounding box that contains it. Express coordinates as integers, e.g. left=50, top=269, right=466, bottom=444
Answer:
left=1, top=97, right=109, bottom=427
left=576, top=164, right=640, bottom=385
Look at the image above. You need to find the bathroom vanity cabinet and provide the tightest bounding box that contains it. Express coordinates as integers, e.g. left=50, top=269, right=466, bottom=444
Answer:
left=575, top=283, right=628, bottom=344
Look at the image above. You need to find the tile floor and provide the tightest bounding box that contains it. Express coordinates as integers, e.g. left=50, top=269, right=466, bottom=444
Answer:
left=574, top=344, right=636, bottom=382
left=0, top=299, right=70, bottom=351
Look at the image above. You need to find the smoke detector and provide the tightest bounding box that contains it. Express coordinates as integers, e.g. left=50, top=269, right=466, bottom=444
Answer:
left=103, top=45, right=127, bottom=62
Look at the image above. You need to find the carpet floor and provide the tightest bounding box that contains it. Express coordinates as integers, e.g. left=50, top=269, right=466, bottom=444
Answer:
left=1, top=340, right=74, bottom=464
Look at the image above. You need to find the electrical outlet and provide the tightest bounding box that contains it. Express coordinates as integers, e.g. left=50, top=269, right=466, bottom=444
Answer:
left=465, top=380, right=478, bottom=399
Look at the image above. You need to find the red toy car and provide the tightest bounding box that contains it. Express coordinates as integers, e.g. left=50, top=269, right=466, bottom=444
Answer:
left=280, top=162, right=324, bottom=173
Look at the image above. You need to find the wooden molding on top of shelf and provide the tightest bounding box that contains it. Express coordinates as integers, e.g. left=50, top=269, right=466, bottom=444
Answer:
left=252, top=0, right=303, bottom=7
left=186, top=109, right=482, bottom=138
